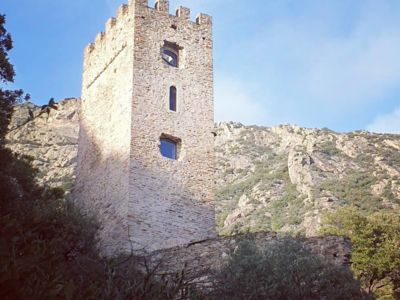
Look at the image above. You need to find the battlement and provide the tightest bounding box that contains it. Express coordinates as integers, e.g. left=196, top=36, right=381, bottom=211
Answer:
left=84, top=3, right=130, bottom=57
left=84, top=1, right=211, bottom=58
left=145, top=0, right=212, bottom=25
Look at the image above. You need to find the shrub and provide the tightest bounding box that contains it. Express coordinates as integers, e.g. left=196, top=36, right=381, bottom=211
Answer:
left=319, top=171, right=382, bottom=212
left=378, top=148, right=400, bottom=168
left=211, top=237, right=364, bottom=300
left=319, top=140, right=342, bottom=156
left=271, top=182, right=304, bottom=231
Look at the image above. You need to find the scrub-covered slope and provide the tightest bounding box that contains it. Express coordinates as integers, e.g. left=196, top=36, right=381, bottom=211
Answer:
left=215, top=122, right=400, bottom=235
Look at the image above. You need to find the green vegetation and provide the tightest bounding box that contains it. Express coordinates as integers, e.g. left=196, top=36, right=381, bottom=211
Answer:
left=236, top=129, right=272, bottom=159
left=356, top=153, right=376, bottom=167
left=271, top=182, right=305, bottom=231
left=321, top=127, right=335, bottom=133
left=382, top=181, right=399, bottom=205
left=379, top=148, right=400, bottom=168
left=319, top=140, right=342, bottom=156
left=216, top=153, right=282, bottom=203
left=211, top=237, right=364, bottom=300
left=319, top=171, right=382, bottom=211
left=217, top=141, right=310, bottom=234
left=249, top=210, right=273, bottom=232
left=321, top=207, right=400, bottom=299
left=216, top=210, right=230, bottom=228
left=216, top=151, right=304, bottom=233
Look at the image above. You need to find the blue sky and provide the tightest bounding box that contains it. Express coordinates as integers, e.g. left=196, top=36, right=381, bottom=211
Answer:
left=2, top=0, right=400, bottom=133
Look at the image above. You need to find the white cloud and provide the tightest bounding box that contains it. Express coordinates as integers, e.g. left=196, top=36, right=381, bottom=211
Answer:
left=234, top=0, right=400, bottom=128
left=366, top=107, right=400, bottom=134
left=304, top=28, right=400, bottom=106
left=214, top=76, right=268, bottom=125
left=251, top=5, right=400, bottom=106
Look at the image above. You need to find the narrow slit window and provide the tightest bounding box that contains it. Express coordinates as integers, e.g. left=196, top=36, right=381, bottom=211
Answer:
left=169, top=86, right=177, bottom=111
left=160, top=138, right=177, bottom=160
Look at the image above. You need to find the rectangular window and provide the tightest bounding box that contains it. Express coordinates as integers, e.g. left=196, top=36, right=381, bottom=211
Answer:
left=160, top=134, right=181, bottom=160
left=160, top=138, right=177, bottom=159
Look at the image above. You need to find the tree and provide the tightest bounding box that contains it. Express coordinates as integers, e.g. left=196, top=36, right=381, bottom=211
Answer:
left=321, top=206, right=400, bottom=298
left=0, top=14, right=29, bottom=141
left=0, top=14, right=14, bottom=83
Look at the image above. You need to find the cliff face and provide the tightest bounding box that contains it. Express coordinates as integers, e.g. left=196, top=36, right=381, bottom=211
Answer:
left=215, top=122, right=400, bottom=236
left=6, top=101, right=400, bottom=235
left=6, top=99, right=79, bottom=191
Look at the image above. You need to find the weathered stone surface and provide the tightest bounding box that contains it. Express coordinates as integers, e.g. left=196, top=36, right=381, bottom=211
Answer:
left=73, top=2, right=135, bottom=255
left=6, top=99, right=79, bottom=190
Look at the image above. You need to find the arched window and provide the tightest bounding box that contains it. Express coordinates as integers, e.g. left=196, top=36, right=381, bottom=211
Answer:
left=169, top=86, right=177, bottom=111
left=162, top=49, right=178, bottom=67
left=162, top=41, right=180, bottom=68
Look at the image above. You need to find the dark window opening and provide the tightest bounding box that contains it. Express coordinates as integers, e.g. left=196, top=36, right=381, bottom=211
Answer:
left=162, top=49, right=178, bottom=67
left=169, top=86, right=177, bottom=111
left=162, top=41, right=181, bottom=68
left=160, top=136, right=180, bottom=160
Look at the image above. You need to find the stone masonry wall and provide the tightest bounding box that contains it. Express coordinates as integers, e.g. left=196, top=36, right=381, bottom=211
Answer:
left=128, top=0, right=216, bottom=252
left=73, top=4, right=135, bottom=255
left=74, top=0, right=216, bottom=255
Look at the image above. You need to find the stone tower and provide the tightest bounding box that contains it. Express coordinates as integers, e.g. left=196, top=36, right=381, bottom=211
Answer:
left=73, top=0, right=215, bottom=255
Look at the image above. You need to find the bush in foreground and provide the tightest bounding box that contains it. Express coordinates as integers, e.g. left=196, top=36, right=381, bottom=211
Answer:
left=211, top=237, right=365, bottom=300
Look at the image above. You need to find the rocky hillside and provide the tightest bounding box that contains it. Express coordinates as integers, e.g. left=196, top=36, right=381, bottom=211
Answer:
left=6, top=100, right=400, bottom=235
left=6, top=99, right=79, bottom=191
left=215, top=123, right=400, bottom=236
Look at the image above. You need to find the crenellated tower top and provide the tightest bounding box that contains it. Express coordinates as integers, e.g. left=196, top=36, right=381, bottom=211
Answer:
left=84, top=0, right=211, bottom=58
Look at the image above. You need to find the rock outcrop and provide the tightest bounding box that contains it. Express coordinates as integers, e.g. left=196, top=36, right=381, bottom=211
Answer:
left=6, top=99, right=79, bottom=190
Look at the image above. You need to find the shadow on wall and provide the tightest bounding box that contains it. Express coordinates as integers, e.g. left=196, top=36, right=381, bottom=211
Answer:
left=72, top=124, right=216, bottom=256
